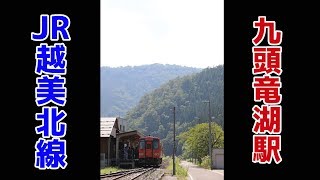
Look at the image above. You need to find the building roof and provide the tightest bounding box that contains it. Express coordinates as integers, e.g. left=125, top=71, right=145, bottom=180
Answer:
left=117, top=130, right=145, bottom=138
left=116, top=130, right=145, bottom=143
left=100, top=117, right=119, bottom=137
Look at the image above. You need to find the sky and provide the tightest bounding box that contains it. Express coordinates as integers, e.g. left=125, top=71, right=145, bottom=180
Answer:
left=101, top=0, right=223, bottom=68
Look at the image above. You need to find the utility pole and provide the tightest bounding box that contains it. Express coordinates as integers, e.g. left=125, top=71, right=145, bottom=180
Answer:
left=203, top=100, right=213, bottom=170
left=173, top=106, right=176, bottom=175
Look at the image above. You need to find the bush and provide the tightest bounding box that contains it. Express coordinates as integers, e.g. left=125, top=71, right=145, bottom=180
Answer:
left=199, top=156, right=211, bottom=169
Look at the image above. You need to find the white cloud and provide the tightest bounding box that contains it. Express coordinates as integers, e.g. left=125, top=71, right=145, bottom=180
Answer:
left=101, top=0, right=223, bottom=68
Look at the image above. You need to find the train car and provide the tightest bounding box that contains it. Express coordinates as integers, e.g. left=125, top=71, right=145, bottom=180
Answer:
left=138, top=136, right=163, bottom=167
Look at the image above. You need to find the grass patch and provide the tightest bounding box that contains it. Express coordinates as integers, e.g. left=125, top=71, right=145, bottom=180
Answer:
left=100, top=166, right=123, bottom=175
left=163, top=156, right=170, bottom=161
left=166, top=156, right=188, bottom=180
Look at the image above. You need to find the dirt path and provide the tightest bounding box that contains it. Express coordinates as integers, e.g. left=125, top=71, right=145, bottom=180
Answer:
left=160, top=158, right=177, bottom=180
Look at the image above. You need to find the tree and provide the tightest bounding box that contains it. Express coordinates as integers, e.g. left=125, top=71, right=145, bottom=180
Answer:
left=178, top=122, right=224, bottom=163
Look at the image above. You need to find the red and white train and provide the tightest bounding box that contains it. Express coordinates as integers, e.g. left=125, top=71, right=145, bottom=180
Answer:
left=138, top=136, right=163, bottom=166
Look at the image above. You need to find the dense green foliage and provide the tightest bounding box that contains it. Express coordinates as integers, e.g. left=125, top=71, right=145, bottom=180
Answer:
left=101, top=64, right=201, bottom=117
left=125, top=65, right=224, bottom=156
left=178, top=123, right=224, bottom=164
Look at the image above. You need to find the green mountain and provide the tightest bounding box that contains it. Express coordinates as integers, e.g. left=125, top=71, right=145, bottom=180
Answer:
left=125, top=65, right=224, bottom=156
left=101, top=64, right=202, bottom=117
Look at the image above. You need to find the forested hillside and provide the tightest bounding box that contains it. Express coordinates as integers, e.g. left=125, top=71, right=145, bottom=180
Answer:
left=125, top=65, right=224, bottom=155
left=101, top=64, right=201, bottom=116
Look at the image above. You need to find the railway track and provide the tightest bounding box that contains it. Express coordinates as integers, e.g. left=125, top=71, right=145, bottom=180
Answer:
left=101, top=167, right=162, bottom=180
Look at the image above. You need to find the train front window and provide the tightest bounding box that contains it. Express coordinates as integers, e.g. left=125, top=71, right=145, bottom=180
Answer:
left=153, top=140, right=159, bottom=149
left=139, top=140, right=145, bottom=149
left=146, top=144, right=151, bottom=149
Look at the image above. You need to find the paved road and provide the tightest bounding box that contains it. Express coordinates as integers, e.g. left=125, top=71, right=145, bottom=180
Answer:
left=180, top=161, right=224, bottom=180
